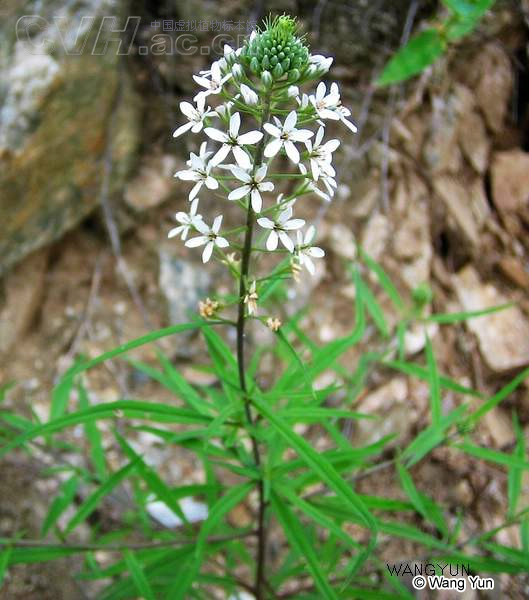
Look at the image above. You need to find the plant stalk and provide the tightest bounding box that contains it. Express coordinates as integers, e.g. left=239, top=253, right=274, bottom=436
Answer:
left=236, top=91, right=272, bottom=600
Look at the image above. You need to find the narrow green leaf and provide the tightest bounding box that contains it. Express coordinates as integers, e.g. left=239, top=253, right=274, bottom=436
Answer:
left=425, top=336, right=441, bottom=426
left=359, top=249, right=405, bottom=310
left=377, top=29, right=445, bottom=86
left=357, top=273, right=389, bottom=337
left=277, top=407, right=375, bottom=422
left=114, top=430, right=189, bottom=526
left=271, top=492, right=339, bottom=599
left=442, top=0, right=494, bottom=19
left=53, top=321, right=216, bottom=403
left=64, top=460, right=138, bottom=535
left=466, top=367, right=529, bottom=426
left=454, top=442, right=529, bottom=470
left=384, top=359, right=482, bottom=398
left=431, top=552, right=526, bottom=575
left=50, top=361, right=78, bottom=420
left=124, top=550, right=155, bottom=600
left=403, top=403, right=468, bottom=466
left=0, top=545, right=12, bottom=588
left=78, top=381, right=107, bottom=481
left=396, top=462, right=448, bottom=537
left=396, top=461, right=429, bottom=522
left=277, top=484, right=363, bottom=555
left=251, top=395, right=377, bottom=550
left=508, top=413, right=525, bottom=518
left=0, top=400, right=212, bottom=458
left=41, top=475, right=80, bottom=536
left=173, top=482, right=253, bottom=600
left=425, top=302, right=512, bottom=324
left=5, top=546, right=81, bottom=564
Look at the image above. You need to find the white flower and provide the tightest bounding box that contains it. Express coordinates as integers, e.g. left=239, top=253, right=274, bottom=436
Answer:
left=308, top=54, right=333, bottom=74
left=295, top=226, right=325, bottom=275
left=309, top=82, right=358, bottom=133
left=232, top=64, right=243, bottom=80
left=296, top=93, right=310, bottom=109
left=215, top=101, right=234, bottom=119
left=168, top=198, right=202, bottom=241
left=175, top=149, right=218, bottom=200
left=240, top=83, right=259, bottom=106
left=275, top=192, right=296, bottom=212
left=185, top=215, right=229, bottom=263
left=305, top=126, right=340, bottom=180
left=223, top=43, right=242, bottom=63
left=173, top=95, right=213, bottom=138
left=263, top=111, right=313, bottom=164
left=287, top=85, right=300, bottom=98
left=193, top=61, right=232, bottom=100
left=244, top=280, right=258, bottom=315
left=228, top=164, right=274, bottom=213
left=204, top=112, right=262, bottom=169
left=299, top=163, right=335, bottom=202
left=257, top=207, right=305, bottom=253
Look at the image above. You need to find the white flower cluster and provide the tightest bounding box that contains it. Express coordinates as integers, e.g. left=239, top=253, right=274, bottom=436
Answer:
left=168, top=35, right=355, bottom=287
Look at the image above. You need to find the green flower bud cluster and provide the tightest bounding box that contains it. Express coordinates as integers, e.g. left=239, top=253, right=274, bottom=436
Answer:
left=241, top=15, right=309, bottom=83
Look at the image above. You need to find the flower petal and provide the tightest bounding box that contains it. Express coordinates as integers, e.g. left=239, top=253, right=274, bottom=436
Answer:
left=173, top=122, right=193, bottom=138
left=264, top=138, right=283, bottom=158
left=233, top=145, right=251, bottom=169
left=230, top=165, right=252, bottom=183
left=211, top=144, right=231, bottom=166
left=237, top=130, right=263, bottom=145
left=263, top=123, right=281, bottom=138
left=228, top=185, right=250, bottom=200
left=189, top=181, right=203, bottom=200
left=257, top=217, right=275, bottom=229
left=168, top=225, right=183, bottom=239
left=215, top=236, right=229, bottom=248
left=229, top=112, right=240, bottom=137
left=202, top=241, right=214, bottom=263
left=255, top=164, right=268, bottom=181
left=193, top=75, right=212, bottom=89
left=175, top=169, right=198, bottom=181
left=194, top=219, right=210, bottom=235
left=304, top=256, right=316, bottom=275
left=212, top=215, right=223, bottom=233
left=307, top=246, right=325, bottom=258
left=290, top=129, right=314, bottom=142
left=284, top=110, right=298, bottom=132
left=284, top=140, right=299, bottom=164
left=341, top=116, right=358, bottom=133
left=205, top=176, right=219, bottom=190
left=266, top=230, right=279, bottom=251
left=258, top=181, right=274, bottom=193
left=204, top=127, right=228, bottom=143
left=185, top=235, right=207, bottom=247
left=278, top=231, right=294, bottom=253
left=251, top=189, right=262, bottom=213
left=283, top=218, right=305, bottom=230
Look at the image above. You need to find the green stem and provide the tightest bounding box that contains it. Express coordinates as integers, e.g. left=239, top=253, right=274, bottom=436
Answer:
left=236, top=90, right=272, bottom=600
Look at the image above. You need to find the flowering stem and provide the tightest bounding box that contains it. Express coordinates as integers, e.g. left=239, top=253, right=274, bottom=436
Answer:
left=236, top=90, right=272, bottom=600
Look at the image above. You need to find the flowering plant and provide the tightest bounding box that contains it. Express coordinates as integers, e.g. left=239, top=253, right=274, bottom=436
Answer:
left=2, top=12, right=527, bottom=600
left=168, top=15, right=363, bottom=595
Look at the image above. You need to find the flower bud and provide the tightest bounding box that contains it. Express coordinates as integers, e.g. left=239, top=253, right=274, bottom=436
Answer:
left=232, top=63, right=243, bottom=81
left=261, top=70, right=273, bottom=88
left=273, top=63, right=283, bottom=78
left=287, top=68, right=300, bottom=83
left=240, top=15, right=309, bottom=82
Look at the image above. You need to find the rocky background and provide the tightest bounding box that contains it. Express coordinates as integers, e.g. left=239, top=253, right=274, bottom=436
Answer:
left=1, top=0, right=529, bottom=598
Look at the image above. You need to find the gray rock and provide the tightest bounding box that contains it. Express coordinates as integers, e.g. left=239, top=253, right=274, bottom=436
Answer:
left=0, top=0, right=141, bottom=276
left=158, top=250, right=210, bottom=328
